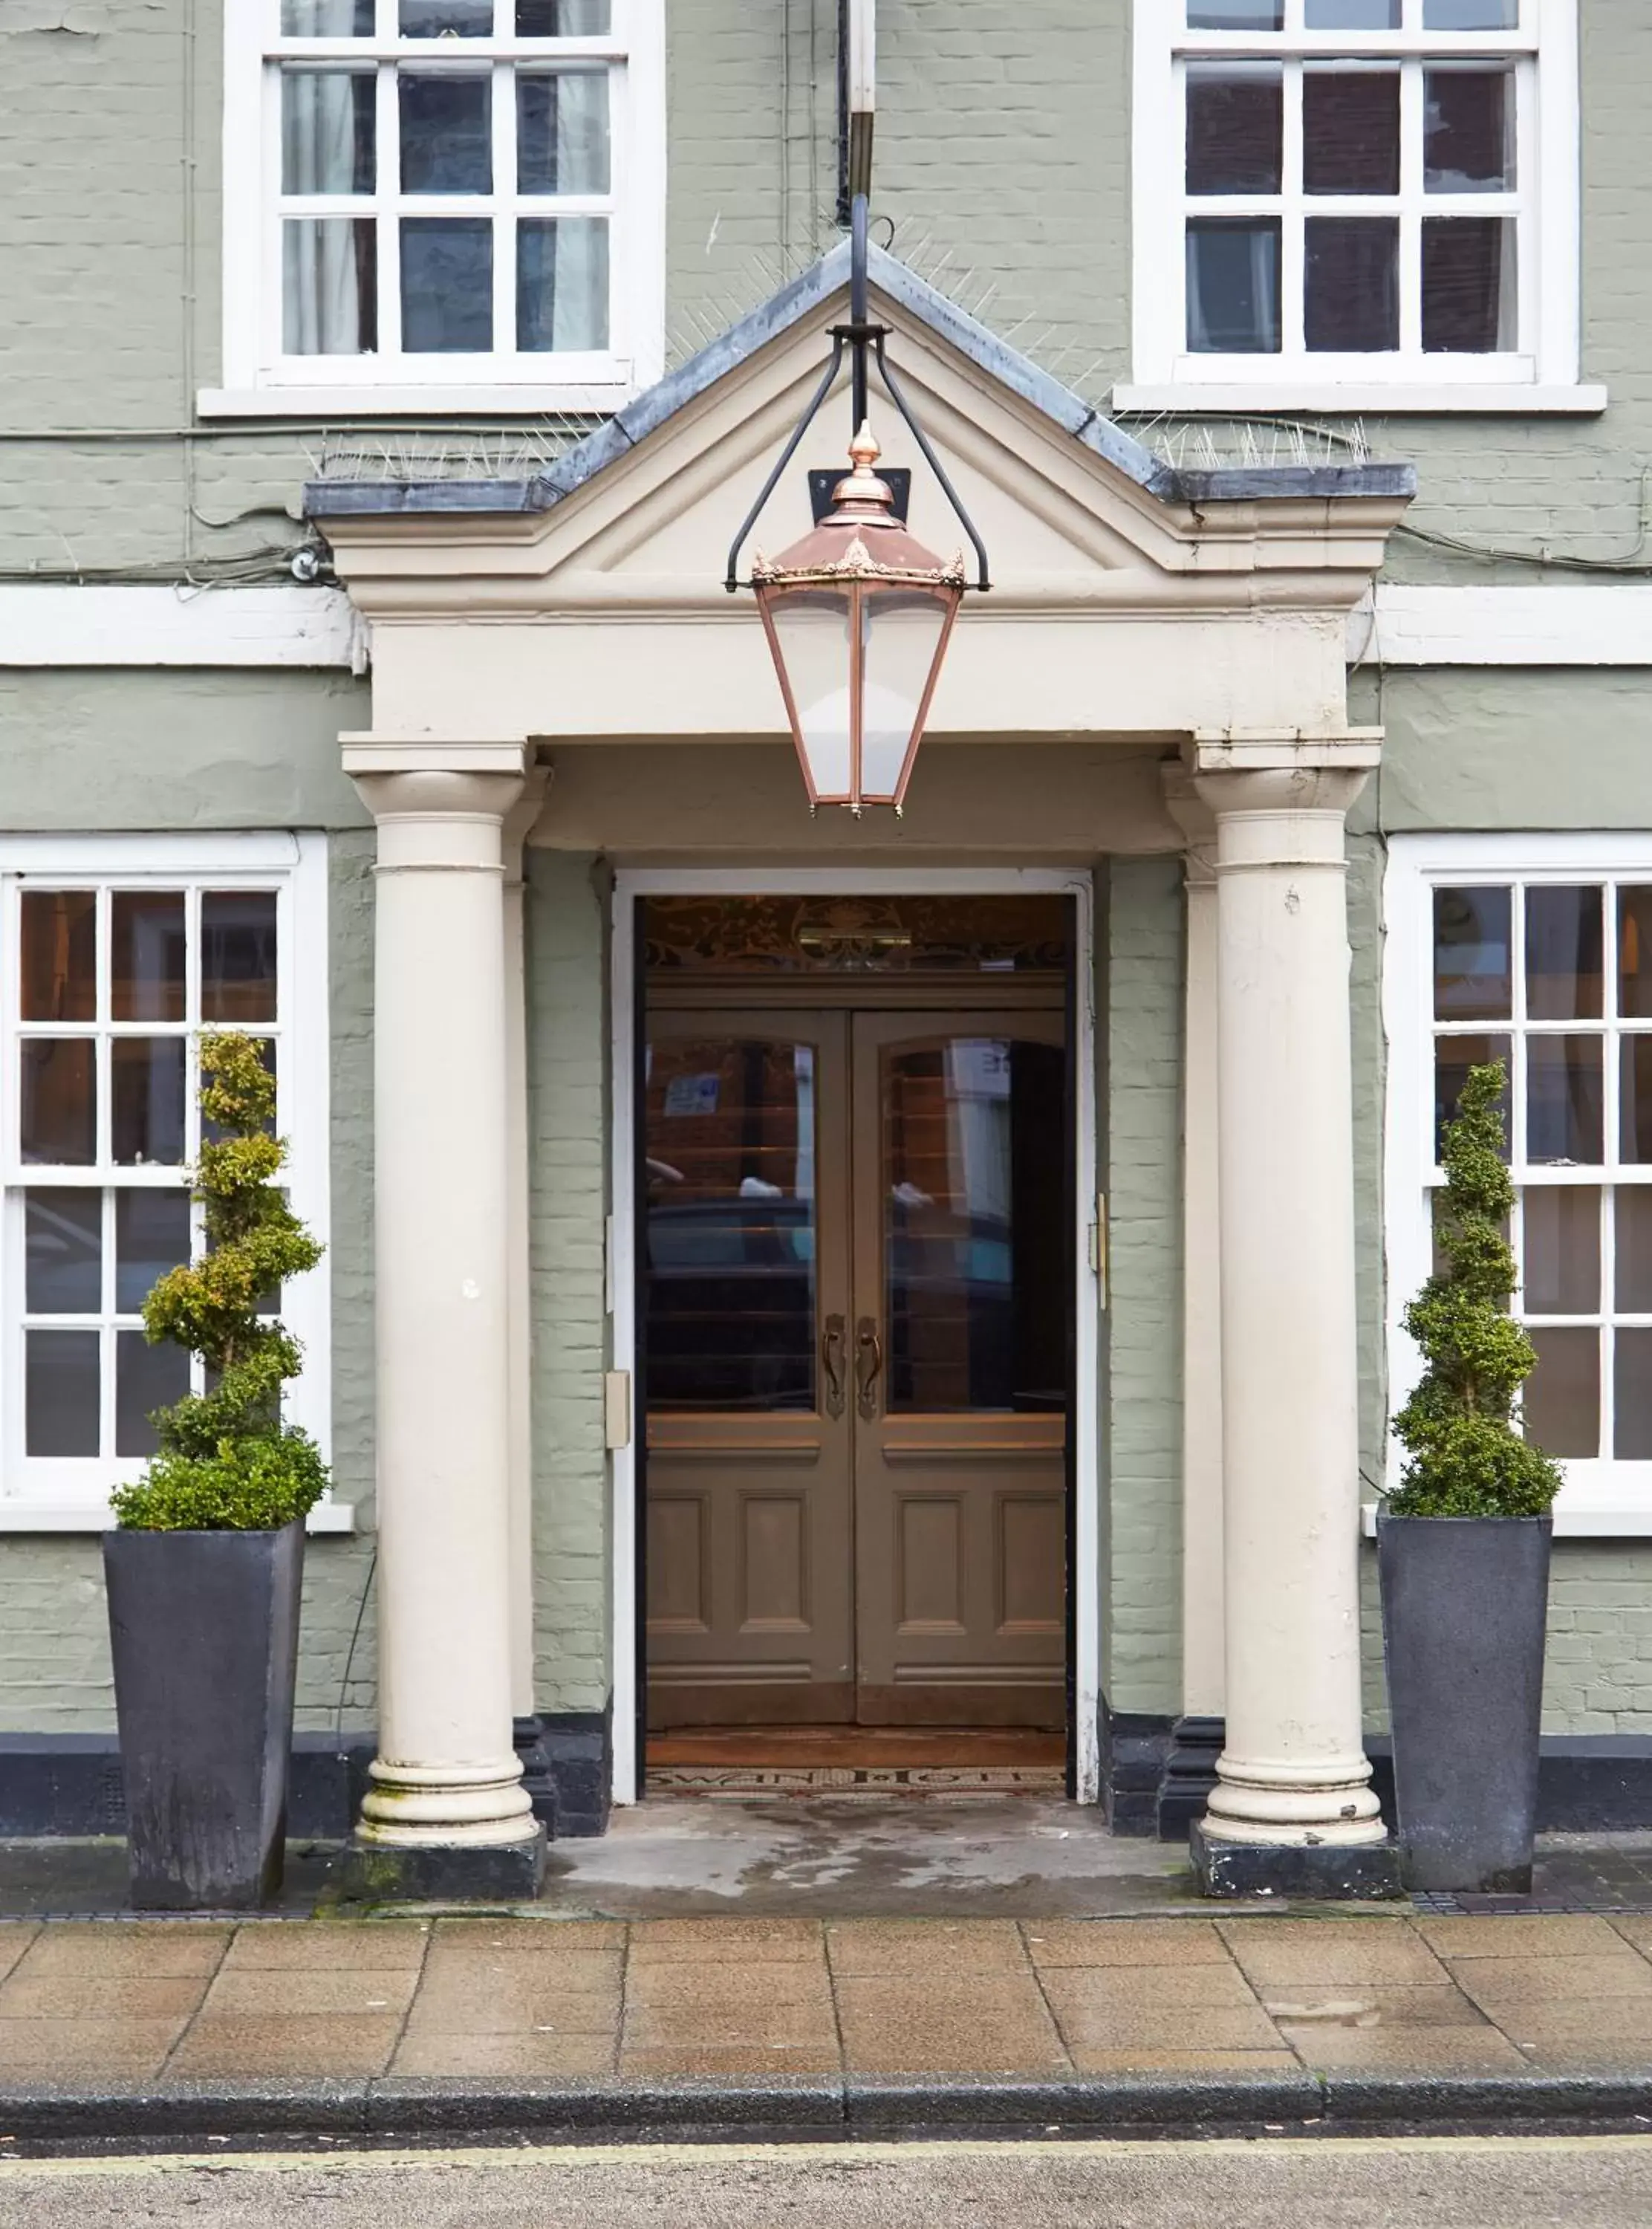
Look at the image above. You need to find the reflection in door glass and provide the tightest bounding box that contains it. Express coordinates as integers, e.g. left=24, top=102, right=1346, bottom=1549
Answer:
left=883, top=1037, right=1064, bottom=1415
left=645, top=1039, right=816, bottom=1410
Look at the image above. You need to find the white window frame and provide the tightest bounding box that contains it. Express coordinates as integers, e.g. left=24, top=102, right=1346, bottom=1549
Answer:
left=1384, top=832, right=1652, bottom=1539
left=206, top=0, right=665, bottom=418
left=1121, top=0, right=1601, bottom=415
left=0, top=832, right=348, bottom=1533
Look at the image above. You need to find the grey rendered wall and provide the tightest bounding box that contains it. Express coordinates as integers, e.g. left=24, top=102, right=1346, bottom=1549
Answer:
left=526, top=850, right=612, bottom=1716
left=1102, top=857, right=1184, bottom=1719
left=0, top=670, right=377, bottom=1733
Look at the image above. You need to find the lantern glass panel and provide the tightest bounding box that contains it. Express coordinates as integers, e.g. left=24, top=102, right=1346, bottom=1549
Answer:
left=859, top=587, right=951, bottom=800
left=767, top=585, right=853, bottom=800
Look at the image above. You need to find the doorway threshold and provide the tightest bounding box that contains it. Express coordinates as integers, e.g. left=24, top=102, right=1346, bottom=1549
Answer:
left=646, top=1727, right=1066, bottom=1799
left=540, top=1795, right=1191, bottom=1920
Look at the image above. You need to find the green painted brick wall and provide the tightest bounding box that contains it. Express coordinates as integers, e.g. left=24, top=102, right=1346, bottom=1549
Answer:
left=526, top=850, right=613, bottom=1716
left=1102, top=857, right=1183, bottom=1719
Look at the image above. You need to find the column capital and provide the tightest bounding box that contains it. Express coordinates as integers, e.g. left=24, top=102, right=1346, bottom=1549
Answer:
left=504, top=762, right=553, bottom=886
left=1188, top=729, right=1381, bottom=832
left=342, top=735, right=531, bottom=827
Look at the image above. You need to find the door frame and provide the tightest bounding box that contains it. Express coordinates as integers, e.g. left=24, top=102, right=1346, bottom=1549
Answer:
left=608, top=866, right=1100, bottom=1805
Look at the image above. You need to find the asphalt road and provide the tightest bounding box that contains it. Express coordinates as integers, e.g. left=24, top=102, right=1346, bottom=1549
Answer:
left=0, top=2135, right=1650, bottom=2228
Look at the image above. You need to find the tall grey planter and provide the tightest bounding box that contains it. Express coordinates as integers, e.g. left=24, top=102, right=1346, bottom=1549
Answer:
left=1377, top=1512, right=1552, bottom=1895
left=103, top=1521, right=305, bottom=1911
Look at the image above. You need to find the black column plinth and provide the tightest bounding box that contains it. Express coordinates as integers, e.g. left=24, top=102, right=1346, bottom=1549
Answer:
left=1191, top=1820, right=1405, bottom=1901
left=1157, top=1715, right=1225, bottom=1840
left=342, top=1828, right=547, bottom=1904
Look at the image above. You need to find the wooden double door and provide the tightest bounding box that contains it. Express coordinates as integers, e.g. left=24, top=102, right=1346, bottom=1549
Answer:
left=643, top=1002, right=1069, bottom=1730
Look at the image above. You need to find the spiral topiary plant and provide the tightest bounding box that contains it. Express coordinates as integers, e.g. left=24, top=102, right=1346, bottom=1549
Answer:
left=110, top=1031, right=328, bottom=1531
left=1388, top=1058, right=1561, bottom=1519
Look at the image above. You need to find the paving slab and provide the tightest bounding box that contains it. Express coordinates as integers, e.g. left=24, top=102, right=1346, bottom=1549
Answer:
left=0, top=1906, right=1647, bottom=2139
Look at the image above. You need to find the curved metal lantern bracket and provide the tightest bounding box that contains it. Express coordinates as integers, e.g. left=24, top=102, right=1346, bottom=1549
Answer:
left=724, top=193, right=991, bottom=596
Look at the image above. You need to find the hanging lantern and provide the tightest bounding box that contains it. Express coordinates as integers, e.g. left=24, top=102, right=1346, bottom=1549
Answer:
left=750, top=426, right=964, bottom=817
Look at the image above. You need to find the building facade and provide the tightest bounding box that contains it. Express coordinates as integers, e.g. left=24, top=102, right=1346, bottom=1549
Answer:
left=1, top=0, right=1649, bottom=1886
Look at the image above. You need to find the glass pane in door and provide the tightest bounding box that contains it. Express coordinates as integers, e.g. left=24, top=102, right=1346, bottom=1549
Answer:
left=882, top=1036, right=1065, bottom=1414
left=644, top=1038, right=816, bottom=1410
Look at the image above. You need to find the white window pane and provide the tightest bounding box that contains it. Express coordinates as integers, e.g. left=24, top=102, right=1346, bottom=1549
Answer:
left=1304, top=69, right=1399, bottom=196
left=112, top=892, right=186, bottom=1024
left=22, top=891, right=97, bottom=1022
left=21, top=1041, right=96, bottom=1166
left=1526, top=886, right=1603, bottom=1021
left=401, top=218, right=493, bottom=348
left=1617, top=890, right=1652, bottom=1018
left=283, top=0, right=374, bottom=29
left=1434, top=1033, right=1510, bottom=1159
left=1186, top=65, right=1282, bottom=195
left=116, top=1331, right=189, bottom=1459
left=1624, top=1041, right=1652, bottom=1167
left=1616, top=1190, right=1652, bottom=1312
left=1527, top=1036, right=1604, bottom=1167
left=1188, top=1, right=1281, bottom=24
left=283, top=218, right=377, bottom=354
left=400, top=73, right=492, bottom=192
left=1186, top=219, right=1280, bottom=353
left=1434, top=886, right=1512, bottom=1019
left=1307, top=1, right=1399, bottom=22
left=1424, top=0, right=1518, bottom=25
left=1522, top=1186, right=1599, bottom=1315
left=1422, top=216, right=1517, bottom=351
left=1306, top=218, right=1399, bottom=351
left=25, top=1190, right=102, bottom=1314
left=1615, top=1330, right=1652, bottom=1459
left=111, top=1040, right=187, bottom=1168
left=282, top=70, right=375, bottom=195
left=517, top=71, right=611, bottom=193
left=1425, top=67, right=1516, bottom=194
left=202, top=892, right=280, bottom=1025
left=117, top=1190, right=192, bottom=1314
left=518, top=0, right=610, bottom=25
left=26, top=1331, right=100, bottom=1458
left=517, top=217, right=609, bottom=349
left=1525, top=1327, right=1599, bottom=1459
left=400, top=0, right=492, bottom=31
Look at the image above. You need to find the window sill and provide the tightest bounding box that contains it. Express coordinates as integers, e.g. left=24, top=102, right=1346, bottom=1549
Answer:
left=0, top=1501, right=358, bottom=1535
left=197, top=383, right=633, bottom=420
left=1362, top=1501, right=1650, bottom=1539
left=1113, top=382, right=1610, bottom=417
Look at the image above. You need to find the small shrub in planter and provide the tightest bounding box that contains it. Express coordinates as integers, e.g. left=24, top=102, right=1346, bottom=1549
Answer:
left=103, top=1034, right=328, bottom=1910
left=1380, top=1058, right=1561, bottom=1892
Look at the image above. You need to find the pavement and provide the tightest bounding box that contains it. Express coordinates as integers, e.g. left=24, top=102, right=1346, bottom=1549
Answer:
left=3, top=2135, right=1652, bottom=2229
left=6, top=1910, right=1652, bottom=2144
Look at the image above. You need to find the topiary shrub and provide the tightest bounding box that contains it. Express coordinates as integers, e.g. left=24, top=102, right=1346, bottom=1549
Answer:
left=1388, top=1058, right=1561, bottom=1519
left=110, top=1032, right=329, bottom=1531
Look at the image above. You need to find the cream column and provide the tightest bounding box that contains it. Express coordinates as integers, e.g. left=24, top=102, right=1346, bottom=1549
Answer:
left=344, top=739, right=541, bottom=1882
left=1191, top=733, right=1394, bottom=1893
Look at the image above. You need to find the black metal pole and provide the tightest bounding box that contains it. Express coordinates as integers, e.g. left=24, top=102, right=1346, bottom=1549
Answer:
left=850, top=192, right=869, bottom=432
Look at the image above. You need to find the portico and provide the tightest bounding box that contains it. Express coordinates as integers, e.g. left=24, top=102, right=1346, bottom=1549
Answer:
left=308, top=241, right=1414, bottom=1897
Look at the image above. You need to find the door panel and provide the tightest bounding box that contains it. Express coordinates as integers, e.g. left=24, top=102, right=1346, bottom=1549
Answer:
left=644, top=1013, right=853, bottom=1725
left=850, top=1013, right=1068, bottom=1727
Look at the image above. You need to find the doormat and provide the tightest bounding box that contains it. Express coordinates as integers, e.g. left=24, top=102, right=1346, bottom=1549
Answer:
left=645, top=1765, right=1067, bottom=1798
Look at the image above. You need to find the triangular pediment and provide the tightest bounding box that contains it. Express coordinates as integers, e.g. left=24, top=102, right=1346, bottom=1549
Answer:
left=310, top=244, right=1413, bottom=626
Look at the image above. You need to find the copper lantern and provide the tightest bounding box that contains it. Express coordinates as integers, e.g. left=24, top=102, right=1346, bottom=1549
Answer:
left=751, top=426, right=965, bottom=817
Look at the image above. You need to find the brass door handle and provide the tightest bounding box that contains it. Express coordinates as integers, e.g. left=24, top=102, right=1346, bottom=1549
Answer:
left=855, top=1316, right=883, bottom=1420
left=822, top=1313, right=847, bottom=1419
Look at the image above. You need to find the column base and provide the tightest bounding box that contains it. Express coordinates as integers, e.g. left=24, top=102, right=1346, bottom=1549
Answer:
left=342, top=1825, right=547, bottom=1904
left=1191, top=1820, right=1405, bottom=1902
